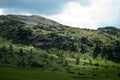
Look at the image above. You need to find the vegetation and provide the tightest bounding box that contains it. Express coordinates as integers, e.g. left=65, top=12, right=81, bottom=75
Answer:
left=0, top=15, right=120, bottom=80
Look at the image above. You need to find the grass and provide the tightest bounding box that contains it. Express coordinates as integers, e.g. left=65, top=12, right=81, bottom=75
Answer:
left=0, top=67, right=75, bottom=80
left=0, top=64, right=120, bottom=80
left=67, top=64, right=120, bottom=80
left=0, top=37, right=120, bottom=80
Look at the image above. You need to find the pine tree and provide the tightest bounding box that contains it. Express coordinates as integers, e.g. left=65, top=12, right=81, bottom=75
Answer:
left=19, top=48, right=24, bottom=56
left=28, top=49, right=33, bottom=65
left=76, top=58, right=80, bottom=65
left=64, top=60, right=69, bottom=66
left=9, top=44, right=13, bottom=55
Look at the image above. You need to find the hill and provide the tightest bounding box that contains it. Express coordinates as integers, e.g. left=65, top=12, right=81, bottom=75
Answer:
left=0, top=15, right=120, bottom=60
left=0, top=15, right=120, bottom=80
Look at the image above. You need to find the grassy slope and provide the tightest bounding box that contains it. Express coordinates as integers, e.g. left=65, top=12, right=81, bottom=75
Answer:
left=0, top=66, right=120, bottom=80
left=0, top=67, right=75, bottom=80
left=0, top=37, right=120, bottom=80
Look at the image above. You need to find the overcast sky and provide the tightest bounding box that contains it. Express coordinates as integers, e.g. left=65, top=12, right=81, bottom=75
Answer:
left=0, top=0, right=120, bottom=29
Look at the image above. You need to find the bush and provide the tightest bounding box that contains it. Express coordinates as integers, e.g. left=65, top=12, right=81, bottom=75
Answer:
left=104, top=65, right=109, bottom=68
left=118, top=73, right=120, bottom=77
left=31, top=61, right=44, bottom=68
left=94, top=63, right=99, bottom=66
left=50, top=56, right=54, bottom=61
left=92, top=73, right=97, bottom=76
left=76, top=58, right=80, bottom=65
left=64, top=60, right=69, bottom=66
left=78, top=72, right=84, bottom=75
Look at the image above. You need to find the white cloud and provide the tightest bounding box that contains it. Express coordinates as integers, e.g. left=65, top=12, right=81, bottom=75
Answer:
left=0, top=9, right=4, bottom=15
left=47, top=0, right=119, bottom=29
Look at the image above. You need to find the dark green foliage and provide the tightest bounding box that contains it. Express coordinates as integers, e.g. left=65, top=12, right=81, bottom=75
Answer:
left=98, top=26, right=120, bottom=35
left=93, top=39, right=103, bottom=57
left=76, top=58, right=80, bottom=65
left=89, top=59, right=92, bottom=65
left=93, top=43, right=101, bottom=57
left=78, top=72, right=84, bottom=75
left=57, top=50, right=65, bottom=63
left=58, top=55, right=64, bottom=63
left=92, top=73, right=97, bottom=76
left=9, top=44, right=13, bottom=51
left=0, top=45, right=46, bottom=68
left=16, top=26, right=32, bottom=43
left=1, top=45, right=7, bottom=52
left=43, top=53, right=48, bottom=58
left=113, top=40, right=120, bottom=53
left=9, top=44, right=13, bottom=55
left=118, top=73, right=120, bottom=77
left=27, top=49, right=34, bottom=66
left=31, top=61, right=44, bottom=68
left=19, top=48, right=24, bottom=56
left=50, top=56, right=54, bottom=61
left=94, top=63, right=99, bottom=67
left=80, top=44, right=87, bottom=54
left=64, top=60, right=69, bottom=66
left=18, top=57, right=26, bottom=67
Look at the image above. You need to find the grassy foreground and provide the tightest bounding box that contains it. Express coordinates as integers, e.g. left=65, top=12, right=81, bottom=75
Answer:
left=0, top=67, right=75, bottom=80
left=0, top=66, right=120, bottom=80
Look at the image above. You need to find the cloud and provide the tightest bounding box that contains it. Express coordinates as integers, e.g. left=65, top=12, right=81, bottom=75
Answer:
left=0, top=0, right=70, bottom=15
left=0, top=0, right=120, bottom=29
left=0, top=8, right=4, bottom=15
left=48, top=0, right=120, bottom=29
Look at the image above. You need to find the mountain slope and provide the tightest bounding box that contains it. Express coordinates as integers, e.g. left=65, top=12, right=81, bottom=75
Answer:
left=0, top=14, right=62, bottom=26
left=0, top=15, right=120, bottom=61
left=0, top=15, right=120, bottom=80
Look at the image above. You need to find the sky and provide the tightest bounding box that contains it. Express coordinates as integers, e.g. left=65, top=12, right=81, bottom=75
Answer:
left=0, top=0, right=120, bottom=29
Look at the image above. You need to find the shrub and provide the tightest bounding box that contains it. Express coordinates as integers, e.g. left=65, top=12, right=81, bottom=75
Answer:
left=118, top=73, right=120, bottom=77
left=31, top=61, right=44, bottom=68
left=78, top=72, right=84, bottom=75
left=104, top=65, right=109, bottom=68
left=92, top=73, right=97, bottom=76
left=76, top=58, right=80, bottom=65
left=89, top=59, right=92, bottom=65
left=68, top=71, right=74, bottom=74
left=94, top=63, right=99, bottom=66
left=50, top=56, right=54, bottom=61
left=64, top=60, right=69, bottom=66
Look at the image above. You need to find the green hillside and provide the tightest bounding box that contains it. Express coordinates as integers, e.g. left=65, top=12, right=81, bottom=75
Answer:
left=0, top=15, right=120, bottom=80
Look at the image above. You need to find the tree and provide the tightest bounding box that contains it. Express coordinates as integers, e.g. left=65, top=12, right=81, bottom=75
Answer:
left=80, top=44, right=86, bottom=54
left=20, top=57, right=26, bottom=67
left=9, top=44, right=13, bottom=54
left=93, top=41, right=102, bottom=57
left=89, top=59, right=92, bottom=65
left=1, top=45, right=7, bottom=52
left=17, top=26, right=32, bottom=43
left=114, top=40, right=120, bottom=52
left=60, top=55, right=64, bottom=63
left=64, top=60, right=69, bottom=66
left=19, top=48, right=24, bottom=56
left=18, top=48, right=26, bottom=67
left=76, top=58, right=80, bottom=65
left=94, top=43, right=101, bottom=53
left=50, top=56, right=54, bottom=61
left=28, top=49, right=33, bottom=65
left=57, top=50, right=65, bottom=63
